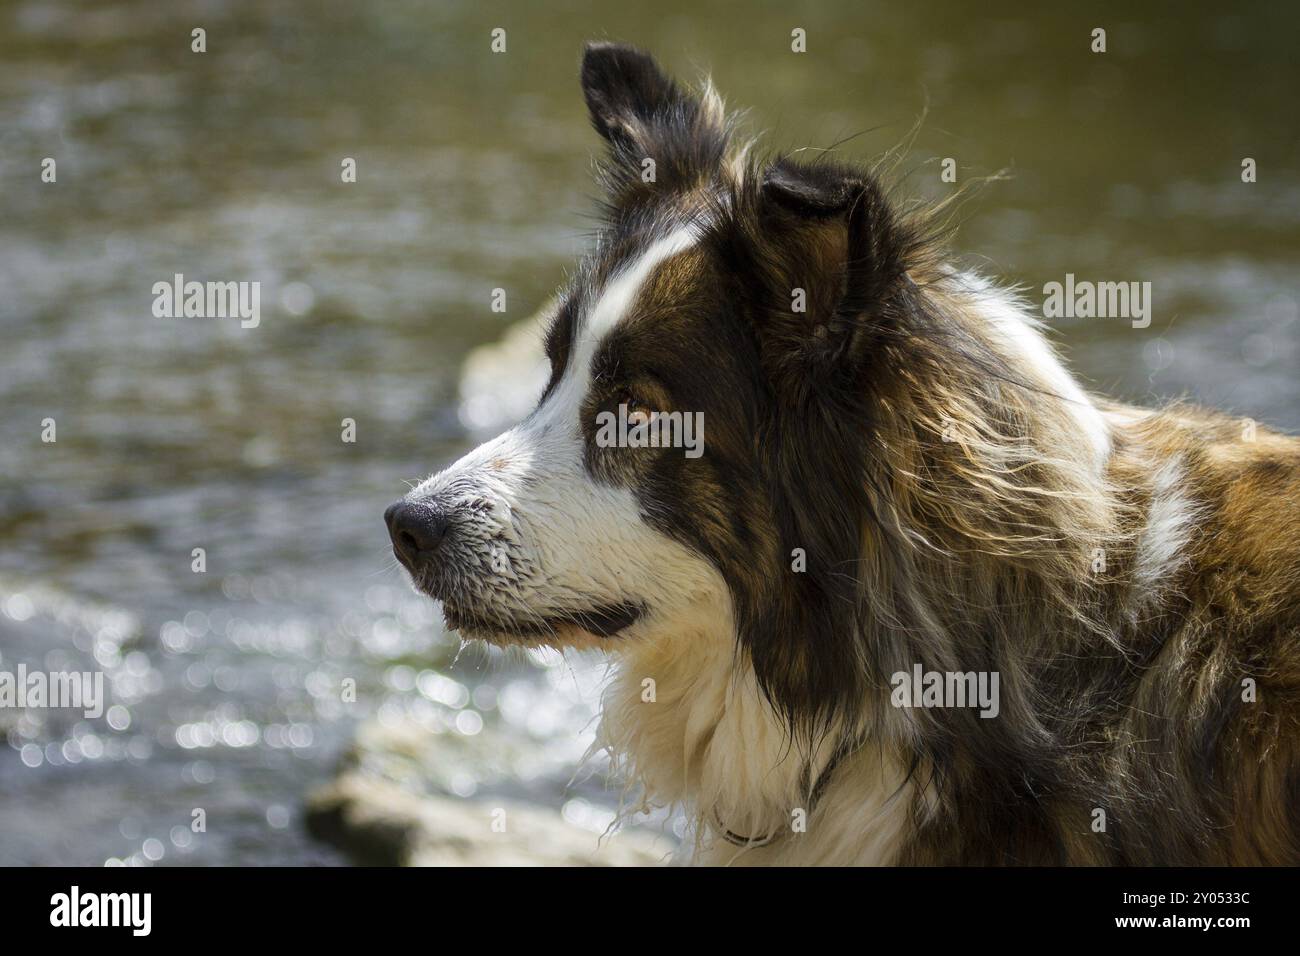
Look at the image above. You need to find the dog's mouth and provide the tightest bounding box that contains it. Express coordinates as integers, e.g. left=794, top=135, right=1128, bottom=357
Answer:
left=440, top=599, right=644, bottom=643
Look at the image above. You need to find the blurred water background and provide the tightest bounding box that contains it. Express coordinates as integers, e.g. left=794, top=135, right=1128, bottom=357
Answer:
left=1, top=0, right=1297, bottom=864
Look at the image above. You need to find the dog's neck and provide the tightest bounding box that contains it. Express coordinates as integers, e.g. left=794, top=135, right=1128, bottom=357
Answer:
left=596, top=591, right=915, bottom=864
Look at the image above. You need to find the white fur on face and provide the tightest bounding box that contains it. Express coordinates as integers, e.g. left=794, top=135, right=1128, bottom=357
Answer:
left=408, top=227, right=726, bottom=645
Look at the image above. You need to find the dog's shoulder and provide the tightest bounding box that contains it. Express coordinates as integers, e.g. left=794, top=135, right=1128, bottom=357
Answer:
left=1104, top=401, right=1300, bottom=649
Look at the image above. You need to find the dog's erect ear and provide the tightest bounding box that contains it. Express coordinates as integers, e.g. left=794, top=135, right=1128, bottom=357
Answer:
left=581, top=43, right=682, bottom=150
left=580, top=42, right=729, bottom=199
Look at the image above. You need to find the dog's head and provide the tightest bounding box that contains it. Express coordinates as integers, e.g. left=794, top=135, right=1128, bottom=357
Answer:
left=388, top=43, right=928, bottom=720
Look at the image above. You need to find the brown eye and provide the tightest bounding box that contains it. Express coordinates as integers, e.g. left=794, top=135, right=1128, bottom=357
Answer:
left=605, top=390, right=647, bottom=429
left=629, top=390, right=660, bottom=421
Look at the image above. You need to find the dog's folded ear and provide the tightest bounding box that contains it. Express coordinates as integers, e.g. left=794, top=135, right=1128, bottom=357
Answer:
left=580, top=41, right=729, bottom=198
left=759, top=157, right=906, bottom=297
left=761, top=159, right=868, bottom=218
left=742, top=157, right=915, bottom=390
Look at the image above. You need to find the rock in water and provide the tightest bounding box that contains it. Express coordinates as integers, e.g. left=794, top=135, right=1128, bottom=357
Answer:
left=305, top=717, right=673, bottom=866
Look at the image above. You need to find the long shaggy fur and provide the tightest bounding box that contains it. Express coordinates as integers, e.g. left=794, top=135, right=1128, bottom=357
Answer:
left=575, top=45, right=1300, bottom=865
left=399, top=43, right=1300, bottom=866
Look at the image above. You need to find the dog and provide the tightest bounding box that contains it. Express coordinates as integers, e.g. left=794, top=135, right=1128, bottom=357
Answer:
left=386, top=42, right=1300, bottom=864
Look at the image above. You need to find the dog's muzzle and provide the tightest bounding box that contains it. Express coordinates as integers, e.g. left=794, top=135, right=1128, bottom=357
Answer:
left=383, top=492, right=645, bottom=642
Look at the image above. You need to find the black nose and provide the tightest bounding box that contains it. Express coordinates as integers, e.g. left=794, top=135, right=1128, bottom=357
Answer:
left=385, top=499, right=452, bottom=567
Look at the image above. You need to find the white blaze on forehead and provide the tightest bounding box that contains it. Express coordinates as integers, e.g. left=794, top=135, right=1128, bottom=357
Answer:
left=524, top=226, right=700, bottom=437
left=532, top=225, right=699, bottom=434
left=422, top=225, right=702, bottom=490
left=578, top=227, right=700, bottom=374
